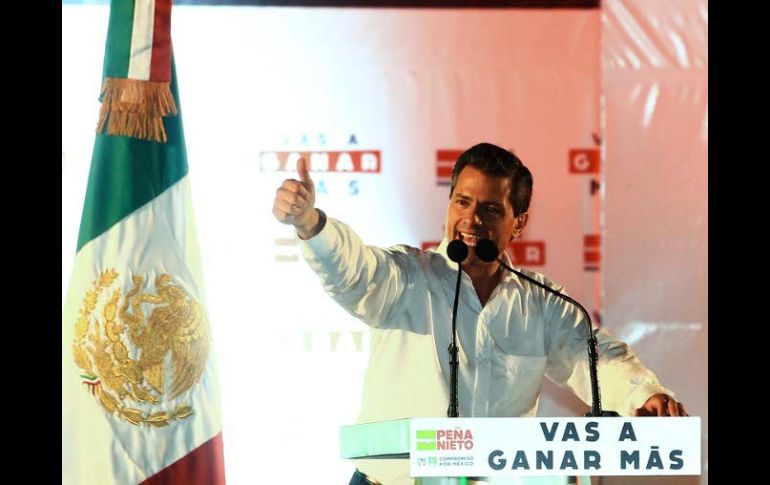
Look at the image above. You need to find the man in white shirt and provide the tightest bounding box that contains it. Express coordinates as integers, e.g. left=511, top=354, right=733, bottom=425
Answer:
left=272, top=143, right=687, bottom=485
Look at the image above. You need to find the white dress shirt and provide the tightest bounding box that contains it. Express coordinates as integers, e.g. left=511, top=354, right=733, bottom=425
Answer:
left=300, top=217, right=671, bottom=485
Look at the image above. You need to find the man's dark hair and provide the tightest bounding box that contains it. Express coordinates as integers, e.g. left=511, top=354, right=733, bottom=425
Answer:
left=449, top=142, right=533, bottom=216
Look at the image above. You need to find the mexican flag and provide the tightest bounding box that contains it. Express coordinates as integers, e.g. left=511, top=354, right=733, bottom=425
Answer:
left=61, top=0, right=225, bottom=483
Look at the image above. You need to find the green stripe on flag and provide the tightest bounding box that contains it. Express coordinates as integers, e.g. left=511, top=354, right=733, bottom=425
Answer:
left=416, top=430, right=436, bottom=439
left=102, top=0, right=135, bottom=79
left=416, top=442, right=437, bottom=451
left=77, top=57, right=188, bottom=251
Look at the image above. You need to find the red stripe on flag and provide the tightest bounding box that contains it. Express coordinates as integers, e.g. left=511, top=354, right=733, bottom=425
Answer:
left=142, top=432, right=225, bottom=485
left=149, top=0, right=172, bottom=82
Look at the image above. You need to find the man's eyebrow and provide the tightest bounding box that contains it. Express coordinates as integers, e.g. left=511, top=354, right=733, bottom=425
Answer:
left=473, top=199, right=503, bottom=208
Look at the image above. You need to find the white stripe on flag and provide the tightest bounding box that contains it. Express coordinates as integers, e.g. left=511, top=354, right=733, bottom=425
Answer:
left=62, top=177, right=222, bottom=484
left=128, top=0, right=156, bottom=80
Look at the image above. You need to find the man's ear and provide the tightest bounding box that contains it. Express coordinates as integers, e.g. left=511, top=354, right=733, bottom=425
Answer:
left=511, top=212, right=529, bottom=239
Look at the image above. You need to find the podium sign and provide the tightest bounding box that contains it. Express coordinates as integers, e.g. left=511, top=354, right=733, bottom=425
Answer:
left=409, top=417, right=701, bottom=477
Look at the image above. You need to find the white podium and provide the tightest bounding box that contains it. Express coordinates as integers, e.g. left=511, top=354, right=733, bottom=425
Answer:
left=341, top=417, right=700, bottom=484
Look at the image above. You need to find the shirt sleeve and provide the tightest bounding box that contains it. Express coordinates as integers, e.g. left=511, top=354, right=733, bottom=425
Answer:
left=297, top=217, right=417, bottom=328
left=542, top=286, right=674, bottom=416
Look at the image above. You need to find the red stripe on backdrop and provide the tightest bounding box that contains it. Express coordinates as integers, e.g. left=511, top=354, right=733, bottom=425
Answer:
left=437, top=149, right=464, bottom=161
left=149, top=0, right=172, bottom=82
left=584, top=234, right=600, bottom=248
left=437, top=165, right=453, bottom=178
left=142, top=432, right=225, bottom=485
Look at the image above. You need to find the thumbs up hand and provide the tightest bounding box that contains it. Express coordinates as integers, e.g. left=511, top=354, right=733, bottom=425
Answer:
left=272, top=157, right=322, bottom=239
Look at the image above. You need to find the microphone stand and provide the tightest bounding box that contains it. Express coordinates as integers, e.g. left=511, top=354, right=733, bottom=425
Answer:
left=445, top=239, right=468, bottom=418
left=448, top=261, right=462, bottom=418
left=496, top=257, right=619, bottom=417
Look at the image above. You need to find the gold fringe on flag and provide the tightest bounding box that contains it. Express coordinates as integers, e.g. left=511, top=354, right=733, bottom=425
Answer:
left=96, top=77, right=178, bottom=143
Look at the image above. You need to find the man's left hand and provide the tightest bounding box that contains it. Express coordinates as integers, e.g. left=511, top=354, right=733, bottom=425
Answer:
left=634, top=393, right=688, bottom=416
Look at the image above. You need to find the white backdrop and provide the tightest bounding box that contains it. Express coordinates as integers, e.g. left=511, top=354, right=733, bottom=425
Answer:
left=602, top=1, right=707, bottom=484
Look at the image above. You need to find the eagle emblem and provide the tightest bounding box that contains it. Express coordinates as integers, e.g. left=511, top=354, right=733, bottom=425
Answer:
left=72, top=269, right=209, bottom=426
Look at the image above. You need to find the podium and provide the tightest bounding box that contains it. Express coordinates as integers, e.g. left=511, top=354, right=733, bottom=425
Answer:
left=340, top=417, right=701, bottom=484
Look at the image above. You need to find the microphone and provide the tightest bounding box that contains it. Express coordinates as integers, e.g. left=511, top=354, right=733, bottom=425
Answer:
left=477, top=238, right=618, bottom=417
left=445, top=239, right=467, bottom=418
left=475, top=238, right=499, bottom=262
left=447, top=239, right=469, bottom=263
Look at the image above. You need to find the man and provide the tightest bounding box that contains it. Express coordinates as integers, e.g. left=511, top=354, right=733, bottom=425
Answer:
left=273, top=143, right=687, bottom=485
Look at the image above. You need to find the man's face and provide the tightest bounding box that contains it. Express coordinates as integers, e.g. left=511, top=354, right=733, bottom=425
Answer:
left=445, top=166, right=528, bottom=268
